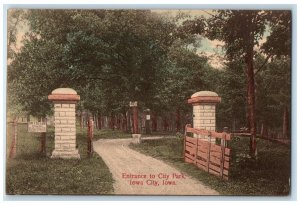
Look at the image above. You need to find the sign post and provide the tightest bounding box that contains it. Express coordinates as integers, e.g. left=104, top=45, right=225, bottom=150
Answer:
left=28, top=121, right=47, bottom=133
left=145, top=109, right=151, bottom=134
left=129, top=101, right=139, bottom=134
left=129, top=101, right=141, bottom=143
left=28, top=121, right=47, bottom=155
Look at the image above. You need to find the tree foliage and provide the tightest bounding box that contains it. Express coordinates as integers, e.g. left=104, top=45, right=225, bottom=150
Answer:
left=7, top=9, right=291, bottom=139
left=180, top=10, right=291, bottom=155
left=262, top=11, right=291, bottom=57
left=8, top=9, right=211, bottom=119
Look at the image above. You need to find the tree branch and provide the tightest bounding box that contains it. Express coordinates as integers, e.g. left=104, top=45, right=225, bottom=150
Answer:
left=254, top=54, right=272, bottom=76
left=202, top=10, right=215, bottom=17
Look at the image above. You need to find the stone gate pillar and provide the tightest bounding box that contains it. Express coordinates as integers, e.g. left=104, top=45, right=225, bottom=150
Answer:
left=188, top=91, right=221, bottom=141
left=48, top=88, right=80, bottom=159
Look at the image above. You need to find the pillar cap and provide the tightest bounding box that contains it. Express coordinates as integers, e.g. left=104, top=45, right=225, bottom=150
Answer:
left=191, top=91, right=218, bottom=98
left=188, top=90, right=221, bottom=104
left=51, top=88, right=77, bottom=95
left=48, top=88, right=80, bottom=102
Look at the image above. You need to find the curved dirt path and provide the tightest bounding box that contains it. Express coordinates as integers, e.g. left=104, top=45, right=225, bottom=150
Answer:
left=93, top=138, right=218, bottom=195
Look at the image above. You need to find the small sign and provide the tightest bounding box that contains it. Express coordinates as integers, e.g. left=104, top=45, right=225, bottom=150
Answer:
left=129, top=101, right=138, bottom=107
left=28, top=122, right=47, bottom=133
left=146, top=115, right=151, bottom=120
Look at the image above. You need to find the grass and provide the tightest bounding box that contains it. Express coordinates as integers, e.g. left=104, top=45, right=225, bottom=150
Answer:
left=129, top=135, right=291, bottom=196
left=6, top=123, right=291, bottom=195
left=91, top=128, right=132, bottom=140
left=6, top=124, right=114, bottom=195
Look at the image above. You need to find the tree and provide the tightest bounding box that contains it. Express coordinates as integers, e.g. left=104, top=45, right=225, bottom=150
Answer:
left=207, top=10, right=271, bottom=156
left=7, top=9, right=27, bottom=119
left=181, top=10, right=291, bottom=156
left=7, top=9, right=26, bottom=59
left=154, top=40, right=214, bottom=131
left=262, top=11, right=291, bottom=57
left=215, top=60, right=247, bottom=131
left=256, top=11, right=291, bottom=139
left=255, top=57, right=291, bottom=138
left=8, top=39, right=68, bottom=117
left=8, top=10, right=179, bottom=120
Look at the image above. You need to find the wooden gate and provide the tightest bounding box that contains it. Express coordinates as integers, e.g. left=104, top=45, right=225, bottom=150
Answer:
left=184, top=124, right=231, bottom=180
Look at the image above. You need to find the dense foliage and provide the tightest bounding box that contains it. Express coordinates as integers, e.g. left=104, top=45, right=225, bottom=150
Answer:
left=7, top=9, right=291, bottom=137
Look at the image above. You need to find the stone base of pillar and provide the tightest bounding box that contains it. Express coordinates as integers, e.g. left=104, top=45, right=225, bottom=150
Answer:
left=51, top=149, right=80, bottom=159
left=132, top=134, right=141, bottom=144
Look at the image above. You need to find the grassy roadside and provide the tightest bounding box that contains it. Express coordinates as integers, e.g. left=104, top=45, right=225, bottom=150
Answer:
left=129, top=136, right=291, bottom=196
left=6, top=124, right=114, bottom=195
left=92, top=128, right=132, bottom=140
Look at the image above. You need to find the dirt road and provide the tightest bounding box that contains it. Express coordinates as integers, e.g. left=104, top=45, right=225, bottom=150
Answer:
left=93, top=138, right=219, bottom=195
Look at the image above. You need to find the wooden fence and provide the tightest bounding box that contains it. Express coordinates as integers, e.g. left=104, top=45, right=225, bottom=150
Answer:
left=232, top=132, right=290, bottom=146
left=184, top=125, right=231, bottom=180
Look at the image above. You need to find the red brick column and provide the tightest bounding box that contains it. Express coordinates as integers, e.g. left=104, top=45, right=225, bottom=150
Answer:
left=130, top=101, right=141, bottom=143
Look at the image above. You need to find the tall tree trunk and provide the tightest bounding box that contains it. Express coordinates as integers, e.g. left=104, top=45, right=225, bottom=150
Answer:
left=80, top=111, right=83, bottom=129
left=132, top=106, right=139, bottom=134
left=98, top=113, right=102, bottom=130
left=245, top=48, right=257, bottom=157
left=152, top=112, right=157, bottom=132
left=111, top=115, right=115, bottom=130
left=93, top=114, right=97, bottom=129
left=120, top=114, right=123, bottom=131
left=121, top=114, right=125, bottom=132
left=126, top=110, right=130, bottom=132
left=283, top=106, right=289, bottom=138
left=232, top=117, right=236, bottom=133
left=117, top=114, right=121, bottom=130
left=115, top=114, right=118, bottom=129
left=123, top=110, right=128, bottom=132
left=108, top=116, right=112, bottom=129
left=176, top=107, right=181, bottom=132
left=163, top=117, right=168, bottom=132
left=260, top=122, right=264, bottom=136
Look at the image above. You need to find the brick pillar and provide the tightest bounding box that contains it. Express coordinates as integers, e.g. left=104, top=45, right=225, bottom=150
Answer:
left=188, top=91, right=221, bottom=141
left=48, top=88, right=80, bottom=159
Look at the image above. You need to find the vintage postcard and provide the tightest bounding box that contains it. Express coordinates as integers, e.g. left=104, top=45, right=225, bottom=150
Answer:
left=5, top=7, right=292, bottom=197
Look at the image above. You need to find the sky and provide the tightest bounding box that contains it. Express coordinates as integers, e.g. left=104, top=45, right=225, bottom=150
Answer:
left=153, top=9, right=271, bottom=68
left=152, top=9, right=226, bottom=68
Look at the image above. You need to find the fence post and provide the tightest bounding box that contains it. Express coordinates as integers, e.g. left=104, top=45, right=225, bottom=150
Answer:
left=183, top=124, right=191, bottom=160
left=195, top=134, right=199, bottom=165
left=40, top=132, right=46, bottom=155
left=87, top=116, right=94, bottom=157
left=220, top=127, right=228, bottom=179
left=207, top=131, right=212, bottom=172
left=222, top=127, right=228, bottom=147
left=9, top=118, right=18, bottom=159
